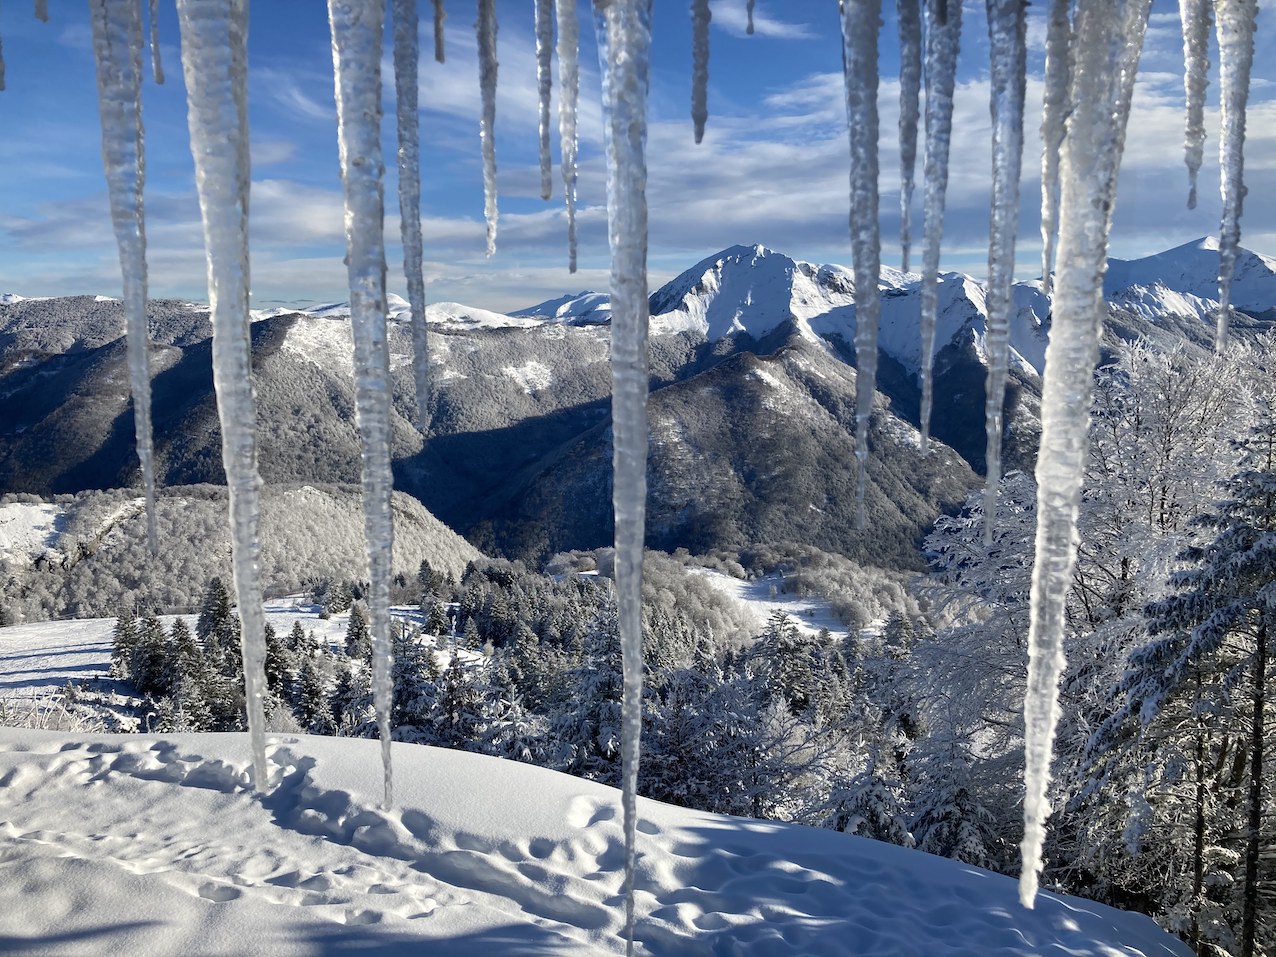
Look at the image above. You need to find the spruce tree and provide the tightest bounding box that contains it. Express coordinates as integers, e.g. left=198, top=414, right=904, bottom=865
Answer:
left=344, top=603, right=372, bottom=660
left=1089, top=414, right=1276, bottom=957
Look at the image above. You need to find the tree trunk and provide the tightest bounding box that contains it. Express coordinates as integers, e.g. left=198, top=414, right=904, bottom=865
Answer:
left=1239, top=619, right=1266, bottom=957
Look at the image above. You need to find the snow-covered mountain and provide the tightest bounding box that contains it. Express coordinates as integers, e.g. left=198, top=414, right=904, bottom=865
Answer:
left=1, top=237, right=1271, bottom=573
left=1105, top=235, right=1276, bottom=321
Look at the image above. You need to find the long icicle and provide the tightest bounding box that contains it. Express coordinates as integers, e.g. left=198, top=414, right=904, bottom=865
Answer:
left=35, top=1, right=48, bottom=23
left=1213, top=0, right=1257, bottom=348
left=1180, top=0, right=1210, bottom=209
left=691, top=0, right=710, bottom=143
left=148, top=0, right=164, bottom=83
left=477, top=0, right=499, bottom=256
left=1020, top=0, right=1150, bottom=908
left=594, top=3, right=651, bottom=951
left=393, top=0, right=430, bottom=433
left=175, top=0, right=269, bottom=791
left=329, top=0, right=396, bottom=810
left=747, top=0, right=756, bottom=34
left=841, top=0, right=882, bottom=529
left=536, top=0, right=555, bottom=199
left=557, top=0, right=581, bottom=272
left=433, top=0, right=446, bottom=62
left=918, top=0, right=962, bottom=452
left=982, top=0, right=1027, bottom=543
left=90, top=0, right=158, bottom=557
left=0, top=22, right=6, bottom=91
left=1039, top=0, right=1070, bottom=294
left=896, top=0, right=921, bottom=272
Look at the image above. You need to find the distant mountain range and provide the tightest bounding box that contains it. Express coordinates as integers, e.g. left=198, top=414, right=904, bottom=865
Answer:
left=2, top=237, right=1272, bottom=573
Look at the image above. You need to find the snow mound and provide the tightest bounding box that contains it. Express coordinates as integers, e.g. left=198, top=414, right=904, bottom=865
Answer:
left=0, top=727, right=1190, bottom=956
left=0, top=293, right=27, bottom=305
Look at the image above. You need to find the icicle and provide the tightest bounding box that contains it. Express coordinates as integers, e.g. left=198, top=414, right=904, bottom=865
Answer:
left=747, top=0, right=756, bottom=34
left=918, top=0, right=962, bottom=452
left=393, top=0, right=430, bottom=433
left=536, top=0, right=555, bottom=200
left=691, top=0, right=710, bottom=143
left=35, top=1, right=48, bottom=22
left=1020, top=0, right=1150, bottom=908
left=1213, top=0, right=1257, bottom=348
left=594, top=3, right=651, bottom=951
left=433, top=0, right=446, bottom=62
left=1039, top=0, right=1070, bottom=294
left=896, top=0, right=921, bottom=272
left=840, top=0, right=883, bottom=528
left=477, top=0, right=499, bottom=257
left=1180, top=0, right=1210, bottom=209
left=175, top=0, right=269, bottom=792
left=557, top=0, right=581, bottom=272
left=329, top=0, right=396, bottom=810
left=0, top=25, right=6, bottom=91
left=148, top=0, right=164, bottom=84
left=982, top=0, right=1027, bottom=543
left=90, top=0, right=158, bottom=557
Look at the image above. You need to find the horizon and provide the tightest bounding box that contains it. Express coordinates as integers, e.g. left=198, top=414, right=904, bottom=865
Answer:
left=1, top=0, right=1274, bottom=311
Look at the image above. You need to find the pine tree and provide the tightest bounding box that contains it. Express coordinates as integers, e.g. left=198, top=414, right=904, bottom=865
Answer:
left=344, top=603, right=372, bottom=660
left=297, top=657, right=335, bottom=734
left=166, top=617, right=215, bottom=731
left=196, top=577, right=232, bottom=644
left=110, top=608, right=139, bottom=679
left=131, top=614, right=169, bottom=697
left=263, top=622, right=291, bottom=693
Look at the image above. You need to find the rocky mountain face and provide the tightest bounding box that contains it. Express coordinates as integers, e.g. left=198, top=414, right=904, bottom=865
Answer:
left=2, top=237, right=1271, bottom=571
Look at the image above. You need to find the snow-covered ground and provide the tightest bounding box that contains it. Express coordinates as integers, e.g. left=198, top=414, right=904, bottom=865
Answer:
left=689, top=569, right=849, bottom=638
left=0, top=725, right=1189, bottom=957
left=0, top=612, right=1193, bottom=955
left=0, top=600, right=470, bottom=707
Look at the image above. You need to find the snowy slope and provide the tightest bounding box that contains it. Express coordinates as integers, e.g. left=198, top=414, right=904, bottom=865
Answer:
left=0, top=725, right=1191, bottom=957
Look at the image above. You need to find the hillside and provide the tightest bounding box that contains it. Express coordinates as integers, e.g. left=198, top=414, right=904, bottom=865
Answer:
left=0, top=484, right=481, bottom=622
left=0, top=723, right=1190, bottom=956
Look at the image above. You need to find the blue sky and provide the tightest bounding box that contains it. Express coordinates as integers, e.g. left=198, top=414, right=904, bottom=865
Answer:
left=0, top=0, right=1272, bottom=311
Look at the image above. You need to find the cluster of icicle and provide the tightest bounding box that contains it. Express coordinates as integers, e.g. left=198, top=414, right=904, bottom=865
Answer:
left=0, top=0, right=1259, bottom=943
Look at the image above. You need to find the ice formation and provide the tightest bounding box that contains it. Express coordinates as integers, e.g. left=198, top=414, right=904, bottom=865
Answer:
left=897, top=0, right=921, bottom=272
left=1180, top=0, right=1210, bottom=208
left=557, top=0, right=581, bottom=272
left=1213, top=0, right=1257, bottom=347
left=174, top=0, right=269, bottom=792
left=536, top=0, right=555, bottom=200
left=433, top=0, right=445, bottom=63
left=918, top=0, right=962, bottom=451
left=328, top=0, right=397, bottom=810
left=477, top=0, right=499, bottom=257
left=1039, top=0, right=1070, bottom=294
left=35, top=1, right=48, bottom=24
left=747, top=0, right=756, bottom=34
left=594, top=2, right=652, bottom=950
left=840, top=0, right=883, bottom=529
left=89, top=0, right=158, bottom=556
left=1020, top=0, right=1151, bottom=908
left=149, top=0, right=164, bottom=84
left=392, top=0, right=431, bottom=432
left=691, top=0, right=711, bottom=143
left=982, top=0, right=1027, bottom=542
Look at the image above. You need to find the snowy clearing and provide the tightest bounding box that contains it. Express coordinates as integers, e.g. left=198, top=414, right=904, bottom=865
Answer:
left=689, top=569, right=853, bottom=638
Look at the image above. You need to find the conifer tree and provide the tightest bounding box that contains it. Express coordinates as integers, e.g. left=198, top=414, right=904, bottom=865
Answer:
left=1089, top=413, right=1276, bottom=957
left=344, top=603, right=372, bottom=660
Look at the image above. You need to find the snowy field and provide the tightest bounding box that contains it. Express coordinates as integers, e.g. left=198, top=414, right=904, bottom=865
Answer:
left=0, top=728, right=1190, bottom=956
left=690, top=569, right=850, bottom=638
